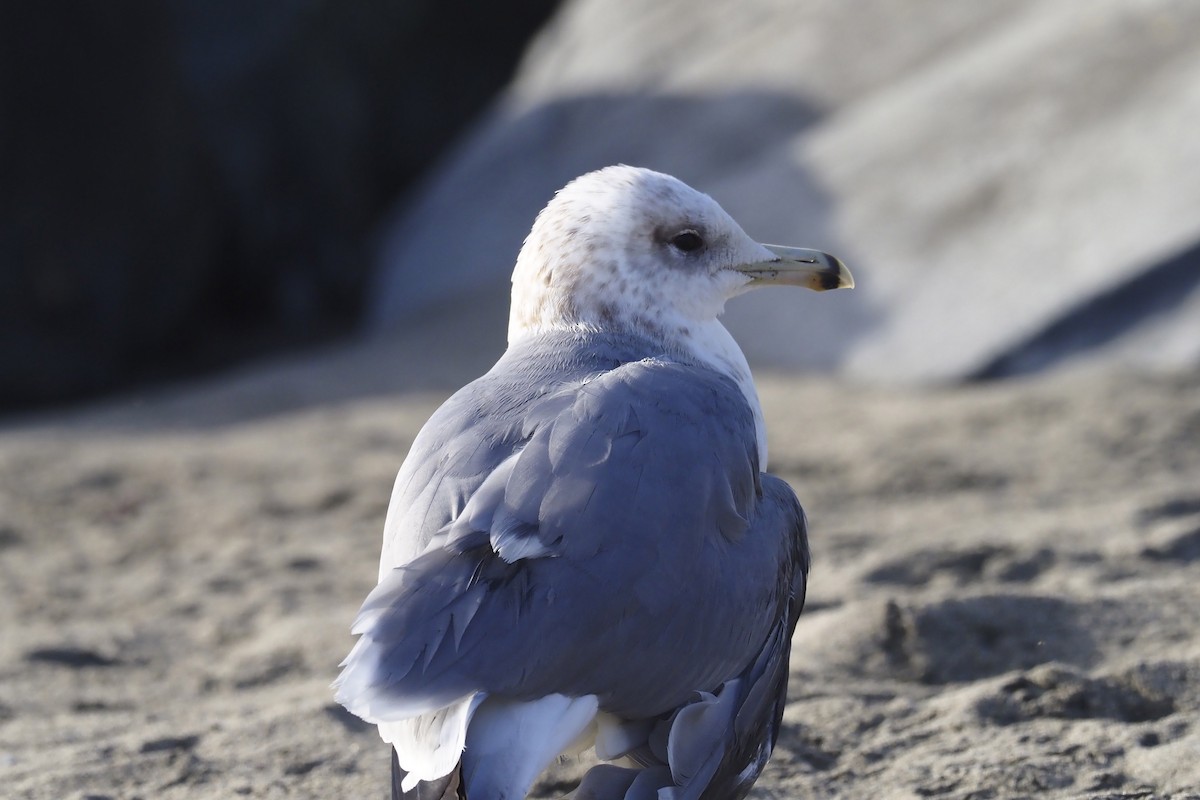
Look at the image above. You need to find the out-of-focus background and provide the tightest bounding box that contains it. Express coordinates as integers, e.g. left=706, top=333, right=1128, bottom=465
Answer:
left=0, top=0, right=561, bottom=412
left=4, top=0, right=1199, bottom=415
left=4, top=4, right=1200, bottom=800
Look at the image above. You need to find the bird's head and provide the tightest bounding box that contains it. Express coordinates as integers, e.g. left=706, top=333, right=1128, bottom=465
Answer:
left=508, top=165, right=853, bottom=345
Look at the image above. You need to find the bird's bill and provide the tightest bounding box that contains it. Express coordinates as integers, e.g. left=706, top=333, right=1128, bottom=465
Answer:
left=737, top=244, right=855, bottom=291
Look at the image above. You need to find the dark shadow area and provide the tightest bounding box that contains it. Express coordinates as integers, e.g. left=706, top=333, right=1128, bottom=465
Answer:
left=0, top=286, right=510, bottom=433
left=0, top=0, right=561, bottom=414
left=975, top=663, right=1176, bottom=725
left=972, top=236, right=1200, bottom=379
left=880, top=595, right=1098, bottom=685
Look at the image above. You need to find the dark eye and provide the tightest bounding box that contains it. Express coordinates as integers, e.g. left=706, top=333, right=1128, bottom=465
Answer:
left=671, top=230, right=704, bottom=253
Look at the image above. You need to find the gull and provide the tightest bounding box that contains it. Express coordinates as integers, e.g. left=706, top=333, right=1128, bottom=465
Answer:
left=335, top=165, right=853, bottom=799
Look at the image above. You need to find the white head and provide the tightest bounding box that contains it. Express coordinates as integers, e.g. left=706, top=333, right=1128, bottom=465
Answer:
left=509, top=165, right=853, bottom=466
left=508, top=165, right=851, bottom=349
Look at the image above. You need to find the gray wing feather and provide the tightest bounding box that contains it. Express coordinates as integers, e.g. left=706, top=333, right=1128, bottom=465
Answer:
left=574, top=477, right=809, bottom=800
left=691, top=477, right=810, bottom=799
left=341, top=332, right=809, bottom=798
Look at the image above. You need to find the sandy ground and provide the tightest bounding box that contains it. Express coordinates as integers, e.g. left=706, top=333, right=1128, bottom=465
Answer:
left=1, top=342, right=1199, bottom=799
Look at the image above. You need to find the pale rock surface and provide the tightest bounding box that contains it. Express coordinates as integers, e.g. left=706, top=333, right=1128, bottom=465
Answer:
left=370, top=0, right=1200, bottom=381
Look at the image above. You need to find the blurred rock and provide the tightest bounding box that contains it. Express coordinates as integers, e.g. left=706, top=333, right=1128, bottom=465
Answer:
left=0, top=0, right=559, bottom=410
left=0, top=2, right=218, bottom=407
left=370, top=0, right=1200, bottom=381
left=368, top=90, right=876, bottom=372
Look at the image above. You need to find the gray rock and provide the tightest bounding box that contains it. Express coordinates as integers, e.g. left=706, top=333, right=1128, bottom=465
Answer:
left=370, top=0, right=1200, bottom=381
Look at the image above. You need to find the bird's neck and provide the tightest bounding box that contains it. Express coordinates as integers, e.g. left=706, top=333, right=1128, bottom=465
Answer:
left=675, top=319, right=769, bottom=468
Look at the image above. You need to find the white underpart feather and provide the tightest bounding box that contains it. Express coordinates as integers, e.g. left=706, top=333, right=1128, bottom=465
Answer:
left=594, top=712, right=656, bottom=761
left=384, top=693, right=485, bottom=791
left=462, top=694, right=600, bottom=798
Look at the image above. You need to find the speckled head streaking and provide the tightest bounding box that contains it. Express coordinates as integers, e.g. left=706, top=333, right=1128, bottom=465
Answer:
left=510, top=166, right=769, bottom=344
